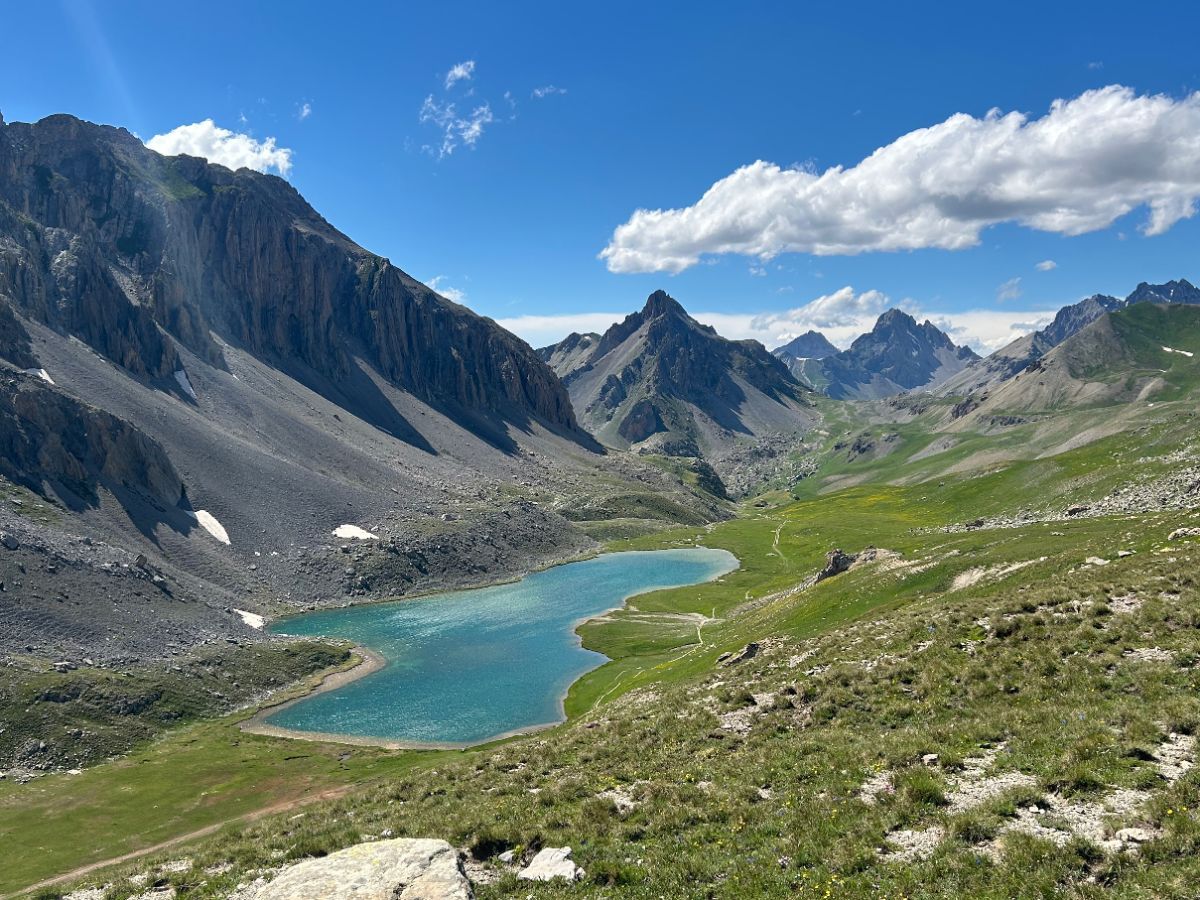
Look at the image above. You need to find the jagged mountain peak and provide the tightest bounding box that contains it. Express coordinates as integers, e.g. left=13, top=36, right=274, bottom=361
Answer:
left=1127, top=278, right=1200, bottom=305
left=816, top=309, right=977, bottom=400
left=541, top=292, right=814, bottom=488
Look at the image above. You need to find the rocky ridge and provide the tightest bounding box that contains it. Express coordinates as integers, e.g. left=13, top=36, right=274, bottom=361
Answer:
left=540, top=290, right=816, bottom=489
left=816, top=309, right=978, bottom=400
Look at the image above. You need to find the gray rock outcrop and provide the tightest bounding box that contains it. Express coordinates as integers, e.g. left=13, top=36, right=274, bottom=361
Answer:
left=243, top=838, right=472, bottom=900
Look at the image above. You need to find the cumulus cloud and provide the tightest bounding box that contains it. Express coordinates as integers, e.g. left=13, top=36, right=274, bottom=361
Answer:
left=996, top=277, right=1023, bottom=302
left=419, top=96, right=494, bottom=158
left=531, top=85, right=567, bottom=99
left=445, top=60, right=476, bottom=89
left=427, top=275, right=467, bottom=304
left=1035, top=259, right=1057, bottom=271
left=146, top=120, right=293, bottom=176
left=500, top=286, right=1056, bottom=355
left=297, top=102, right=312, bottom=121
left=601, top=85, right=1200, bottom=273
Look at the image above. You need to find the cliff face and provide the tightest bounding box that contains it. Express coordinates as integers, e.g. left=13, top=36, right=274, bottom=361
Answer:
left=0, top=114, right=578, bottom=432
left=0, top=370, right=183, bottom=509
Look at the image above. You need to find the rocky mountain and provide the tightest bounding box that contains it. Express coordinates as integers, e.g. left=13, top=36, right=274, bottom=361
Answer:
left=773, top=330, right=838, bottom=361
left=940, top=278, right=1198, bottom=397
left=814, top=309, right=978, bottom=399
left=1126, top=278, right=1200, bottom=305
left=949, top=302, right=1200, bottom=427
left=540, top=290, right=816, bottom=489
left=0, top=113, right=578, bottom=434
left=772, top=330, right=840, bottom=385
left=0, top=114, right=722, bottom=664
left=938, top=294, right=1127, bottom=396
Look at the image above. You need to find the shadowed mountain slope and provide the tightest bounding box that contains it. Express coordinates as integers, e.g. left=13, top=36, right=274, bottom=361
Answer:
left=0, top=114, right=724, bottom=664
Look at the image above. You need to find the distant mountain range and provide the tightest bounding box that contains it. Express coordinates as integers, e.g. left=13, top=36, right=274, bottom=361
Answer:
left=948, top=301, right=1200, bottom=427
left=539, top=290, right=816, bottom=477
left=786, top=310, right=978, bottom=400
left=939, top=278, right=1200, bottom=396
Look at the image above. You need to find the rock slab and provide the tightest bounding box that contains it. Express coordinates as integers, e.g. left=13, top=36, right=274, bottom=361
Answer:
left=250, top=838, right=471, bottom=900
left=517, top=846, right=585, bottom=882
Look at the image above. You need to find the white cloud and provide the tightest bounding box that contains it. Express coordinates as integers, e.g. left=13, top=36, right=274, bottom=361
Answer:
left=445, top=60, right=476, bottom=89
left=531, top=85, right=567, bottom=99
left=501, top=286, right=1056, bottom=355
left=693, top=286, right=895, bottom=350
left=419, top=96, right=494, bottom=158
left=996, top=277, right=1023, bottom=302
left=601, top=85, right=1200, bottom=273
left=496, top=312, right=628, bottom=349
left=146, top=119, right=293, bottom=176
left=925, top=309, right=1055, bottom=353
left=1035, top=259, right=1057, bottom=271
left=297, top=102, right=312, bottom=121
left=427, top=275, right=467, bottom=304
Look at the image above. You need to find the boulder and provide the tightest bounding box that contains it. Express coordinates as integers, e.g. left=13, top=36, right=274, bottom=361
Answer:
left=248, top=838, right=471, bottom=900
left=722, top=642, right=759, bottom=666
left=1, top=533, right=18, bottom=550
left=517, top=846, right=584, bottom=882
left=1168, top=527, right=1200, bottom=541
left=816, top=549, right=856, bottom=581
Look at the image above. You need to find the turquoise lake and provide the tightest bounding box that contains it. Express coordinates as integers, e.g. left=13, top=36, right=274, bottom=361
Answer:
left=265, top=548, right=738, bottom=745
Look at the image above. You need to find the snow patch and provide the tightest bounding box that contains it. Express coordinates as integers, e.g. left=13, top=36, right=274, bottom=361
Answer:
left=174, top=369, right=198, bottom=400
left=187, top=510, right=230, bottom=545
left=333, top=524, right=378, bottom=540
left=1163, top=346, right=1195, bottom=358
left=233, top=608, right=265, bottom=629
left=22, top=368, right=55, bottom=384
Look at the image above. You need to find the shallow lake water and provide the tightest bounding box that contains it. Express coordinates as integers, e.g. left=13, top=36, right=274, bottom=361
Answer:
left=265, top=548, right=738, bottom=745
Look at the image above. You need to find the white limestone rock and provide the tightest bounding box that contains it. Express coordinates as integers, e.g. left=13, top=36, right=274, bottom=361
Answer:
left=245, top=838, right=471, bottom=900
left=517, top=846, right=584, bottom=882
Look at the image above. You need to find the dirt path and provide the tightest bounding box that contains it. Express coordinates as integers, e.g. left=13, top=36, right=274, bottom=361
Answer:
left=10, top=785, right=355, bottom=898
left=771, top=522, right=787, bottom=561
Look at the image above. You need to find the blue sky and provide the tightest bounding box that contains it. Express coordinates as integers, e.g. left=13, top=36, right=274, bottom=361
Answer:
left=3, top=0, right=1200, bottom=351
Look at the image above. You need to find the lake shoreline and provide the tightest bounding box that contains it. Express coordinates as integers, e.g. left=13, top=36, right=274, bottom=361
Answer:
left=247, top=547, right=739, bottom=750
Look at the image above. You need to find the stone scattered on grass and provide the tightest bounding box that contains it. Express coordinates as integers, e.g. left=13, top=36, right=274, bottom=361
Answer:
left=517, top=846, right=584, bottom=882
left=882, top=826, right=944, bottom=862
left=1124, top=647, right=1174, bottom=663
left=859, top=770, right=894, bottom=805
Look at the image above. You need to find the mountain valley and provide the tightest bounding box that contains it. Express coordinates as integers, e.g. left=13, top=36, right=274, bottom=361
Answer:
left=1, top=112, right=1199, bottom=900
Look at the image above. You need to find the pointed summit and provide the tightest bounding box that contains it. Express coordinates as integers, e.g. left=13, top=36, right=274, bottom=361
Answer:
left=539, top=291, right=815, bottom=489
left=774, top=330, right=838, bottom=361
left=641, top=289, right=688, bottom=319
left=818, top=309, right=977, bottom=399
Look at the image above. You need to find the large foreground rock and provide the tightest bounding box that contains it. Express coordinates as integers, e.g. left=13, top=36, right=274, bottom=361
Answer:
left=249, top=838, right=471, bottom=900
